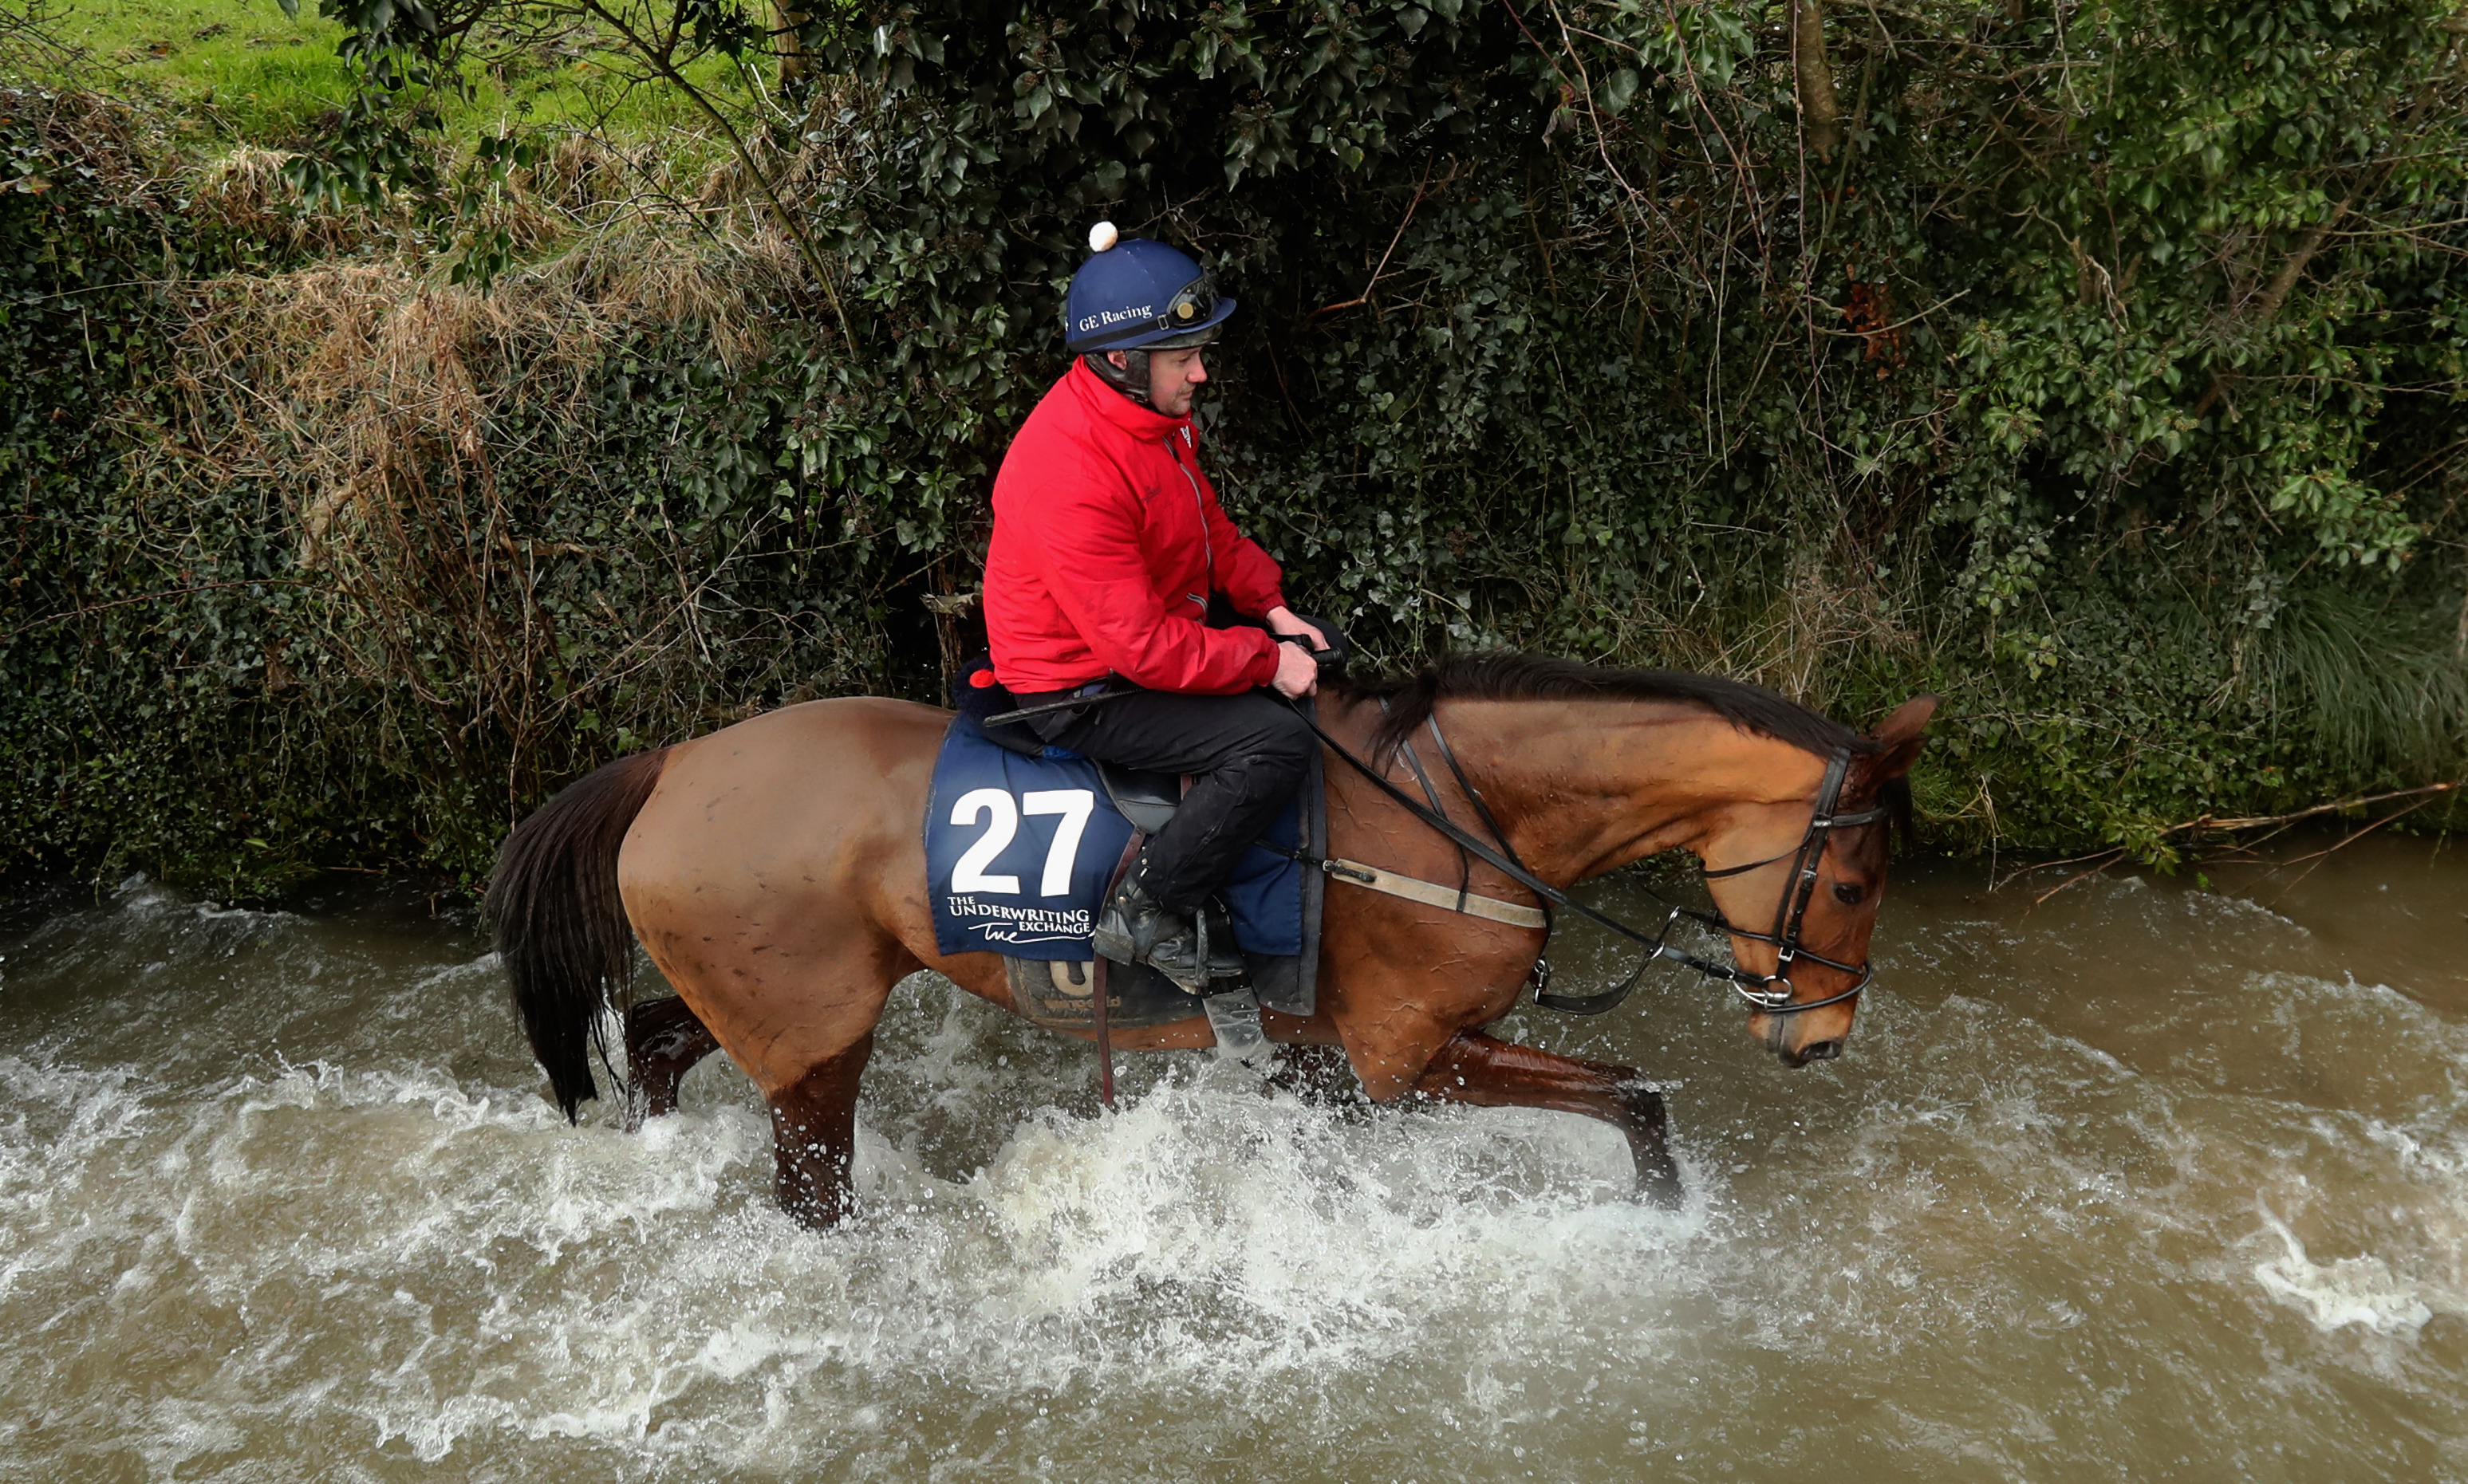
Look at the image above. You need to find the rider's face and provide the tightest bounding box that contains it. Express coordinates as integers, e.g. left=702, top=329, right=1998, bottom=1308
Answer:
left=1143, top=347, right=1208, bottom=416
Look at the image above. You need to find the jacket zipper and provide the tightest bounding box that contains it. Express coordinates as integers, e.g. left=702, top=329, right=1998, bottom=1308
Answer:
left=1168, top=431, right=1212, bottom=615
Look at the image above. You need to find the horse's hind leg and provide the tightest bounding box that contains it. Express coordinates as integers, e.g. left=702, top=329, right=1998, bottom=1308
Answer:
left=1411, top=1033, right=1681, bottom=1208
left=623, top=996, right=721, bottom=1127
left=769, top=1031, right=877, bottom=1230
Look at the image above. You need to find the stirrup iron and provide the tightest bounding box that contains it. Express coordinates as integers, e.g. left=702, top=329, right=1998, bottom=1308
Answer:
left=1197, top=898, right=1246, bottom=993
left=1202, top=987, right=1271, bottom=1065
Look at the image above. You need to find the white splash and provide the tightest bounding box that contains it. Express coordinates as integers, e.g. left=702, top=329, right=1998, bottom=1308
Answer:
left=2253, top=1202, right=2435, bottom=1336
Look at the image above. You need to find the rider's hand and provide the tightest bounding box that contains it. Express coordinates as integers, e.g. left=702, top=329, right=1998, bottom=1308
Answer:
left=1265, top=605, right=1328, bottom=652
left=1270, top=638, right=1320, bottom=699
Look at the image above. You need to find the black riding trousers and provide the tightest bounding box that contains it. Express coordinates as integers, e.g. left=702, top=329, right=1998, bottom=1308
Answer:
left=1023, top=687, right=1315, bottom=915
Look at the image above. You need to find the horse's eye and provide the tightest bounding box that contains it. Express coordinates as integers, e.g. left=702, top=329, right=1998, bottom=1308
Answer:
left=1832, top=881, right=1867, bottom=906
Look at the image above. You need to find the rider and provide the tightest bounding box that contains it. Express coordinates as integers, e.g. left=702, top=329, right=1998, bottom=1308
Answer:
left=984, top=222, right=1327, bottom=995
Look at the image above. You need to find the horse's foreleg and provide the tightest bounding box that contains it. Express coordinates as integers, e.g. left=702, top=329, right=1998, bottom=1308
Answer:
left=623, top=995, right=721, bottom=1127
left=1267, top=1041, right=1360, bottom=1105
left=1411, top=1032, right=1681, bottom=1208
left=768, top=1030, right=877, bottom=1230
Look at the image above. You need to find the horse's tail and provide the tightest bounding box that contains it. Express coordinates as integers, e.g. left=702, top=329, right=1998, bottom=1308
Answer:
left=484, top=748, right=671, bottom=1121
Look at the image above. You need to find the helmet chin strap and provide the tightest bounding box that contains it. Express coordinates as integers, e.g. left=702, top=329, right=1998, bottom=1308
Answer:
left=1084, top=348, right=1155, bottom=408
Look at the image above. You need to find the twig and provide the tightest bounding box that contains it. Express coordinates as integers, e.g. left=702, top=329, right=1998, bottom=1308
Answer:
left=2169, top=782, right=2457, bottom=836
left=2030, top=850, right=2126, bottom=907
left=1307, top=156, right=1440, bottom=320
left=1997, top=781, right=2461, bottom=905
left=1991, top=840, right=2120, bottom=892
left=2, top=579, right=311, bottom=643
left=2262, top=793, right=2450, bottom=900
left=1810, top=289, right=1970, bottom=339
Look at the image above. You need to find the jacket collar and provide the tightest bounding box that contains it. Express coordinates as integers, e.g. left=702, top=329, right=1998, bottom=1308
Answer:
left=1066, top=358, right=1191, bottom=444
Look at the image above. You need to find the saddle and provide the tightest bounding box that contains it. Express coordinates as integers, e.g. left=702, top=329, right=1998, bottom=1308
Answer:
left=1093, top=764, right=1181, bottom=838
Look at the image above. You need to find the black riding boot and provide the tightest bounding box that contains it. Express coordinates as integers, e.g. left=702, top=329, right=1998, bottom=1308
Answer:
left=1094, top=872, right=1244, bottom=995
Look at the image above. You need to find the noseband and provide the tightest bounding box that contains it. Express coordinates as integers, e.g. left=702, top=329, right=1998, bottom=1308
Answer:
left=1299, top=706, right=1884, bottom=1021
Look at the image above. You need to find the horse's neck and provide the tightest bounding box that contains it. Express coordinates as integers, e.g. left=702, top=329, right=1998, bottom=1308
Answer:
left=1438, top=699, right=1827, bottom=884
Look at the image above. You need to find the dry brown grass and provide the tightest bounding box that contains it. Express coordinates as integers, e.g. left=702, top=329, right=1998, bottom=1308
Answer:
left=160, top=200, right=802, bottom=565
left=118, top=176, right=838, bottom=809
left=186, top=145, right=386, bottom=255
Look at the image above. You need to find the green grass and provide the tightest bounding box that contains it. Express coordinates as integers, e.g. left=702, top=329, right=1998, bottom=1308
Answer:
left=29, top=0, right=757, bottom=145
left=2258, top=584, right=2468, bottom=783
left=39, top=0, right=352, bottom=137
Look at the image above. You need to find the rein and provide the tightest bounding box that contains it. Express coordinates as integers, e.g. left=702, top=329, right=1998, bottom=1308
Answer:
left=1287, top=699, right=1884, bottom=1019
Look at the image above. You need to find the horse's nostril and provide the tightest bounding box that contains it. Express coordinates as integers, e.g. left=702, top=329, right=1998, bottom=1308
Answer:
left=1803, top=1039, right=1842, bottom=1061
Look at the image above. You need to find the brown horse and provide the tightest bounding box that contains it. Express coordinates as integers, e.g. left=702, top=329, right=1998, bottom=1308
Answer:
left=487, top=655, right=1934, bottom=1230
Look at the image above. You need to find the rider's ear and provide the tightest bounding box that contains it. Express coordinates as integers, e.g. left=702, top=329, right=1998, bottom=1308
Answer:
left=1865, top=695, right=1938, bottom=780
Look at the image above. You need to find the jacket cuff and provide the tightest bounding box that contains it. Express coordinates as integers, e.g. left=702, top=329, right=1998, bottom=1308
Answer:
left=1241, top=629, right=1283, bottom=687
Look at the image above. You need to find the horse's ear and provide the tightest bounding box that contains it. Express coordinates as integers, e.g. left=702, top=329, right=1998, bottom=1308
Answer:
left=1865, top=695, right=1938, bottom=780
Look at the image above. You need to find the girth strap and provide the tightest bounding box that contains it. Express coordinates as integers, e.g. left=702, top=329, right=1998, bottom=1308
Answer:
left=1299, top=853, right=1548, bottom=930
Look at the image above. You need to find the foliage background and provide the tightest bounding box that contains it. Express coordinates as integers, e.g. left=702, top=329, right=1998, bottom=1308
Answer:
left=5, top=0, right=2466, bottom=892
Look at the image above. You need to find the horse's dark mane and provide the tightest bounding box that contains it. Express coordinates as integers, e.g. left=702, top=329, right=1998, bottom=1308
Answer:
left=1877, top=773, right=1914, bottom=850
left=1339, top=651, right=1879, bottom=762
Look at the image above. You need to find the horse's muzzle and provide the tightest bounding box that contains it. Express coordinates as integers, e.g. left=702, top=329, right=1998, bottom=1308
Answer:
left=1760, top=1010, right=1844, bottom=1069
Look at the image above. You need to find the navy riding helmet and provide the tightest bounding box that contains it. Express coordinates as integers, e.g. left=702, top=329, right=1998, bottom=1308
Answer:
left=1063, top=225, right=1236, bottom=353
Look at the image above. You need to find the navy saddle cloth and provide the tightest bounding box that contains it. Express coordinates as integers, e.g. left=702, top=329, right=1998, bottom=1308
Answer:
left=925, top=660, right=1317, bottom=1019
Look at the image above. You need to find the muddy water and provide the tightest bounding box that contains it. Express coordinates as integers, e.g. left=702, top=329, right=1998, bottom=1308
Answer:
left=2, top=838, right=2465, bottom=1482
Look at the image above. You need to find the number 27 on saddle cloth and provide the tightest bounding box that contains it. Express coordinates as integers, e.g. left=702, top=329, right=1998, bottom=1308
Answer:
left=924, top=663, right=1323, bottom=1029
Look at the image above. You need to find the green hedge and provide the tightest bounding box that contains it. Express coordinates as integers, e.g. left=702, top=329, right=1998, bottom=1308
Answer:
left=5, top=0, right=2466, bottom=892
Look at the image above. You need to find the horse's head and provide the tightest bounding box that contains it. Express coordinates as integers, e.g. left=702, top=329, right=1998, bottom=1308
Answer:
left=1701, top=695, right=1936, bottom=1069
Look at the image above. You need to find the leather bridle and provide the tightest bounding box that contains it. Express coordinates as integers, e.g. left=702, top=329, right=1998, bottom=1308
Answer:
left=1686, top=746, right=1886, bottom=1015
left=1295, top=703, right=1886, bottom=1021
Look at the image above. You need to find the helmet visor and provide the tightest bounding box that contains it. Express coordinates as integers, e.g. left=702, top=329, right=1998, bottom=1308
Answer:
left=1160, top=273, right=1220, bottom=333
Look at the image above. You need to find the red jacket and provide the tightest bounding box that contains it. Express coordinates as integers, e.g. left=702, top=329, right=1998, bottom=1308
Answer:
left=986, top=361, right=1287, bottom=695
